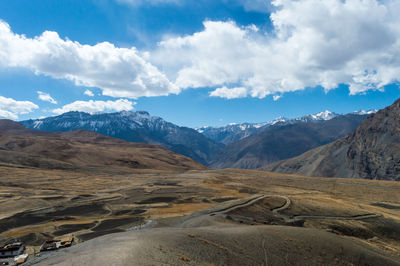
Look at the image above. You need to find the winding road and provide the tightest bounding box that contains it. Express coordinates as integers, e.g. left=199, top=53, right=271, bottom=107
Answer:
left=212, top=194, right=382, bottom=223
left=210, top=195, right=268, bottom=215
left=269, top=195, right=382, bottom=222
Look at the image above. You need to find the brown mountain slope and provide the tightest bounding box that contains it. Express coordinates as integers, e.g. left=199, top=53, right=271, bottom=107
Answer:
left=263, top=98, right=400, bottom=181
left=210, top=114, right=368, bottom=169
left=0, top=120, right=206, bottom=172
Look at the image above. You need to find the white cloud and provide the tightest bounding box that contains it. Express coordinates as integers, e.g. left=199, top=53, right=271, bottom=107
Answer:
left=0, top=96, right=39, bottom=119
left=52, top=99, right=136, bottom=115
left=153, top=0, right=400, bottom=98
left=2, top=0, right=400, bottom=100
left=209, top=86, right=247, bottom=99
left=84, top=89, right=94, bottom=97
left=0, top=110, right=18, bottom=120
left=273, top=95, right=282, bottom=101
left=0, top=20, right=178, bottom=99
left=37, top=91, right=57, bottom=104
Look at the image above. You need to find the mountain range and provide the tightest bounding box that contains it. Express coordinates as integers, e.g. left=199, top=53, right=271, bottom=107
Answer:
left=20, top=109, right=375, bottom=169
left=209, top=113, right=370, bottom=169
left=197, top=110, right=343, bottom=144
left=263, top=99, right=400, bottom=181
left=21, top=111, right=223, bottom=165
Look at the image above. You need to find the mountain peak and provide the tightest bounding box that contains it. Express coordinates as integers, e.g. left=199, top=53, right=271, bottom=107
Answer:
left=310, top=110, right=338, bottom=121
left=271, top=116, right=288, bottom=125
left=118, top=110, right=134, bottom=116
left=133, top=111, right=151, bottom=119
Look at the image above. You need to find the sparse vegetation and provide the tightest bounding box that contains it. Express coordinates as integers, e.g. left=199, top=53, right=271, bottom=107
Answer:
left=179, top=254, right=191, bottom=261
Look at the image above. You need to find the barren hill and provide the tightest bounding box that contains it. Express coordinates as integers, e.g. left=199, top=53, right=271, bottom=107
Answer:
left=263, top=98, right=400, bottom=181
left=21, top=111, right=223, bottom=165
left=0, top=120, right=206, bottom=172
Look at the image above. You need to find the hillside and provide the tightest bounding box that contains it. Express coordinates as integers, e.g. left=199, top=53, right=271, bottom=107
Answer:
left=21, top=111, right=223, bottom=165
left=0, top=120, right=206, bottom=172
left=263, top=98, right=400, bottom=181
left=209, top=114, right=369, bottom=169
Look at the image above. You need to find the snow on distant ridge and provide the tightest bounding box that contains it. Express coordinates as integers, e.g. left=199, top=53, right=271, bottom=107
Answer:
left=352, top=109, right=377, bottom=115
left=196, top=109, right=376, bottom=134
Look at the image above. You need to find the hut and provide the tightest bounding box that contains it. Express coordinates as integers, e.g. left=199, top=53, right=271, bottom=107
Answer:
left=0, top=240, right=25, bottom=258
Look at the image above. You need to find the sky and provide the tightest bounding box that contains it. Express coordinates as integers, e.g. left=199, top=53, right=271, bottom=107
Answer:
left=0, top=0, right=400, bottom=128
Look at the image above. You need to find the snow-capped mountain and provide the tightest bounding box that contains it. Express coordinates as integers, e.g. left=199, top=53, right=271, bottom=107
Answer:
left=20, top=109, right=376, bottom=166
left=298, top=110, right=338, bottom=121
left=197, top=110, right=374, bottom=144
left=209, top=111, right=374, bottom=170
left=196, top=118, right=290, bottom=145
left=21, top=111, right=223, bottom=165
left=352, top=109, right=378, bottom=115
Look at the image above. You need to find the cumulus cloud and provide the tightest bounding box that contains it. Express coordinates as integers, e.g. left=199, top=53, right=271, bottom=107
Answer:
left=0, top=20, right=178, bottom=99
left=210, top=86, right=247, bottom=99
left=52, top=99, right=136, bottom=115
left=0, top=96, right=39, bottom=119
left=37, top=91, right=57, bottom=104
left=84, top=89, right=94, bottom=97
left=153, top=0, right=400, bottom=98
left=2, top=0, right=400, bottom=100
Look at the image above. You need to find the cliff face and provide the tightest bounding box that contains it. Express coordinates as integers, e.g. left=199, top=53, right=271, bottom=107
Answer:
left=264, top=99, right=400, bottom=181
left=345, top=99, right=400, bottom=179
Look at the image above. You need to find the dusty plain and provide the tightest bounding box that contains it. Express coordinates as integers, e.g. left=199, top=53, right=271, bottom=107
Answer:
left=1, top=164, right=400, bottom=265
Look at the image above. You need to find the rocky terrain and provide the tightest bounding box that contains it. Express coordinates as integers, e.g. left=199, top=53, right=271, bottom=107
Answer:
left=264, top=98, right=400, bottom=181
left=210, top=113, right=369, bottom=169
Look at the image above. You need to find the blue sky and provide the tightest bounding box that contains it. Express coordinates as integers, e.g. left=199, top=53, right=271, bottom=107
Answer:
left=0, top=0, right=400, bottom=127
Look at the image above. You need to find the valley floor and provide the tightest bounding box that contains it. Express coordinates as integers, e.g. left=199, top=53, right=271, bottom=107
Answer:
left=1, top=164, right=400, bottom=265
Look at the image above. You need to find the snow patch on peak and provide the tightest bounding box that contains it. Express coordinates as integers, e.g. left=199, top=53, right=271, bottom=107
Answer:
left=311, top=110, right=338, bottom=121
left=253, top=122, right=269, bottom=129
left=353, top=109, right=377, bottom=115
left=271, top=116, right=288, bottom=125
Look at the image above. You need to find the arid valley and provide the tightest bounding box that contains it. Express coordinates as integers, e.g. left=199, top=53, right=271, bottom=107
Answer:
left=2, top=1, right=400, bottom=264
left=1, top=163, right=400, bottom=265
